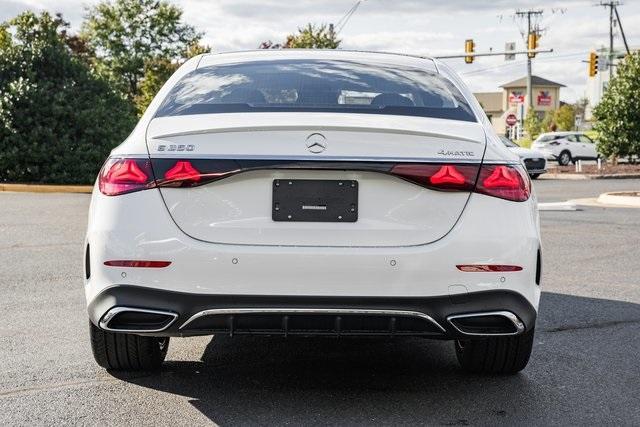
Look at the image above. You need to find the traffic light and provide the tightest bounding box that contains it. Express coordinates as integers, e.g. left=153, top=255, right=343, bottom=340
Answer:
left=464, top=39, right=475, bottom=64
left=527, top=32, right=539, bottom=58
left=588, top=52, right=598, bottom=77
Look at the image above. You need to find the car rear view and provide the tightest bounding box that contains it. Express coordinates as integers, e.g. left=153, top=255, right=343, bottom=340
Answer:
left=85, top=50, right=541, bottom=374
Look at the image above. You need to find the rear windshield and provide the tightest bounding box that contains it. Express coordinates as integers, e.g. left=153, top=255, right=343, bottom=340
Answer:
left=156, top=59, right=477, bottom=122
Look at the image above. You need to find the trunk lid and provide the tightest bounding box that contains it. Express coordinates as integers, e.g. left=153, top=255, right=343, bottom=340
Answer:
left=146, top=113, right=486, bottom=247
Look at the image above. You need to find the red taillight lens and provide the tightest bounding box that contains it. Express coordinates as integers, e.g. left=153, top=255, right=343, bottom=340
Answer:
left=430, top=165, right=467, bottom=185
left=104, top=260, right=171, bottom=268
left=457, top=264, right=523, bottom=272
left=164, top=160, right=201, bottom=184
left=476, top=165, right=530, bottom=202
left=99, top=158, right=155, bottom=196
left=390, top=164, right=478, bottom=191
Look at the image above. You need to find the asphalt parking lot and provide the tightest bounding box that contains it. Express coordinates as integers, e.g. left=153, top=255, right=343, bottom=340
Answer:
left=1, top=179, right=639, bottom=426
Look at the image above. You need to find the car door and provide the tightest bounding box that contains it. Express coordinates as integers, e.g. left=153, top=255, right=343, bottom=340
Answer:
left=565, top=134, right=583, bottom=158
left=577, top=134, right=598, bottom=159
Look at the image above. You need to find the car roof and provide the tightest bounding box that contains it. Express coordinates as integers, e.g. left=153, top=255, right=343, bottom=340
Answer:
left=197, top=49, right=439, bottom=72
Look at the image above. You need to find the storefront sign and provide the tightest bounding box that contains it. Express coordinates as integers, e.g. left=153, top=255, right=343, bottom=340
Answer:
left=537, top=90, right=552, bottom=106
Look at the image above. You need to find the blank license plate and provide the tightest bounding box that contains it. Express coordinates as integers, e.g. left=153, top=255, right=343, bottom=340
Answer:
left=272, top=179, right=358, bottom=222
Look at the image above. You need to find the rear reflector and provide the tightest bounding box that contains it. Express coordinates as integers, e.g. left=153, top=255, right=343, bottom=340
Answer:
left=457, top=264, right=523, bottom=272
left=104, top=260, right=172, bottom=268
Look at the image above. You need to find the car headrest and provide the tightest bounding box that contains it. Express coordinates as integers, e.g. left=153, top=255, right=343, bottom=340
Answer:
left=220, top=88, right=266, bottom=104
left=370, top=93, right=414, bottom=107
left=297, top=82, right=338, bottom=105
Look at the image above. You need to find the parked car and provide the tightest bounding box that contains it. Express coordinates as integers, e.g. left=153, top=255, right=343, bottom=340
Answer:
left=85, top=50, right=541, bottom=375
left=531, top=131, right=598, bottom=166
left=499, top=136, right=547, bottom=179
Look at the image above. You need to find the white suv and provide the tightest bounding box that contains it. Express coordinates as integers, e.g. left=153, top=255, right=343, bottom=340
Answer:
left=85, top=50, right=541, bottom=375
left=532, top=132, right=598, bottom=166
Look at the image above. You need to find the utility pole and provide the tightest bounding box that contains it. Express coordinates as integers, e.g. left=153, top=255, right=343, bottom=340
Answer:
left=598, top=1, right=626, bottom=74
left=515, top=9, right=543, bottom=112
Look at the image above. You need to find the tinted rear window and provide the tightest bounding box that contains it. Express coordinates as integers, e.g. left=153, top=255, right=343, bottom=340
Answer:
left=156, top=59, right=477, bottom=122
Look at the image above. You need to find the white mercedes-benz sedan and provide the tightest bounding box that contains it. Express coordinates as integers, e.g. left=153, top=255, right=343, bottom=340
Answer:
left=85, top=50, right=541, bottom=374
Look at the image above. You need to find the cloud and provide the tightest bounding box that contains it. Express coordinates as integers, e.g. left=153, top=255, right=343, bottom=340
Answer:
left=2, top=0, right=639, bottom=102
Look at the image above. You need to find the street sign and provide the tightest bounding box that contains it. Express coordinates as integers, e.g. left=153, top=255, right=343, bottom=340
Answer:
left=506, top=114, right=518, bottom=127
left=505, top=42, right=516, bottom=61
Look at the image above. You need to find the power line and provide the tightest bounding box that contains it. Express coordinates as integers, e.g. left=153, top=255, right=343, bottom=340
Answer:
left=460, top=52, right=588, bottom=76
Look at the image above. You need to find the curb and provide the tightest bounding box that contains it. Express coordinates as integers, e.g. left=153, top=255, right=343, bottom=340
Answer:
left=568, top=196, right=640, bottom=209
left=0, top=183, right=93, bottom=194
left=540, top=173, right=640, bottom=180
left=597, top=192, right=640, bottom=207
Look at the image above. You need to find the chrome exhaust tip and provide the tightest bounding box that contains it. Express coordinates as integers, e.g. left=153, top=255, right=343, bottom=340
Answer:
left=447, top=311, right=525, bottom=336
left=99, top=307, right=178, bottom=333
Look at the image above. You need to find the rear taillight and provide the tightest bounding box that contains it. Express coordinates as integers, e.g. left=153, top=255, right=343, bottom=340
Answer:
left=99, top=158, right=155, bottom=196
left=390, top=163, right=529, bottom=202
left=390, top=164, right=478, bottom=191
left=98, top=158, right=529, bottom=202
left=164, top=160, right=202, bottom=184
left=154, top=159, right=239, bottom=188
left=475, top=164, right=530, bottom=202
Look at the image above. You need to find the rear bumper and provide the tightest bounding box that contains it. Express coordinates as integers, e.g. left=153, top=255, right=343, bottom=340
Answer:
left=89, top=285, right=537, bottom=339
left=526, top=168, right=547, bottom=175
left=85, top=189, right=542, bottom=307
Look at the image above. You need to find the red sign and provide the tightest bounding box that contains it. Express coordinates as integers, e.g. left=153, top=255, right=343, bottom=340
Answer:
left=537, top=90, right=552, bottom=106
left=509, top=91, right=525, bottom=105
left=506, top=114, right=518, bottom=127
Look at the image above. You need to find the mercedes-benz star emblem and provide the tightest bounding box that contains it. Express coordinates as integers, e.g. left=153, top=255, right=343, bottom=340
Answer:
left=305, top=133, right=327, bottom=154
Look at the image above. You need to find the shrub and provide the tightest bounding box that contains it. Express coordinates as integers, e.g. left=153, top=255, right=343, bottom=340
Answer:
left=0, top=12, right=136, bottom=184
left=593, top=52, right=640, bottom=159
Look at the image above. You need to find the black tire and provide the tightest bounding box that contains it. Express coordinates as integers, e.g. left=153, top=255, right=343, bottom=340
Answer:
left=454, top=328, right=535, bottom=374
left=558, top=150, right=572, bottom=166
left=89, top=321, right=169, bottom=371
left=529, top=173, right=541, bottom=179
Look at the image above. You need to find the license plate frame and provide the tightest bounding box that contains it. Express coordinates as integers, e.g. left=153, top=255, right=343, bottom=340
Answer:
left=272, top=179, right=358, bottom=222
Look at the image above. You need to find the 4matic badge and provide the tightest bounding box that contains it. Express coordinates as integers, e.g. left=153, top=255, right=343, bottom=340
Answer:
left=437, top=149, right=475, bottom=157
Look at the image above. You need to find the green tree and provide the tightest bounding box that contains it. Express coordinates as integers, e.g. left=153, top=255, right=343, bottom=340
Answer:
left=524, top=109, right=543, bottom=139
left=0, top=11, right=136, bottom=184
left=593, top=52, right=640, bottom=159
left=541, top=104, right=575, bottom=132
left=81, top=0, right=203, bottom=102
left=260, top=23, right=341, bottom=49
left=135, top=42, right=210, bottom=114
left=554, top=104, right=575, bottom=131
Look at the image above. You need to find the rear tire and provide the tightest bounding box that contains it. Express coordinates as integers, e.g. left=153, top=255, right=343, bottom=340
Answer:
left=89, top=321, right=169, bottom=371
left=454, top=328, right=535, bottom=374
left=558, top=150, right=572, bottom=166
left=529, top=173, right=541, bottom=179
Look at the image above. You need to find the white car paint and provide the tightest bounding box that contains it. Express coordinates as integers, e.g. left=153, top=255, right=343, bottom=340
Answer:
left=531, top=132, right=598, bottom=165
left=84, top=50, right=541, bottom=373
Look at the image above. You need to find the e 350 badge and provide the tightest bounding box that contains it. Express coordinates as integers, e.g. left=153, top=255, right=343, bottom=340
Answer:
left=157, top=144, right=195, bottom=152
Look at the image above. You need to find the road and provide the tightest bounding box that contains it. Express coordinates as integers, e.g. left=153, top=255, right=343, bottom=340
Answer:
left=1, top=179, right=639, bottom=426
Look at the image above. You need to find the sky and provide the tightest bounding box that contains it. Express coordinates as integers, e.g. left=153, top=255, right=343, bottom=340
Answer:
left=2, top=0, right=639, bottom=103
